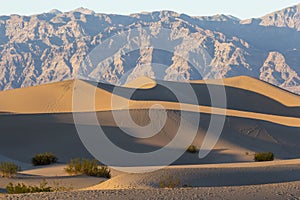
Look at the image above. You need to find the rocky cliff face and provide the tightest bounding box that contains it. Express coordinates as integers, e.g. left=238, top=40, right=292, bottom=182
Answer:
left=259, top=4, right=300, bottom=31
left=260, top=52, right=300, bottom=88
left=0, top=5, right=300, bottom=93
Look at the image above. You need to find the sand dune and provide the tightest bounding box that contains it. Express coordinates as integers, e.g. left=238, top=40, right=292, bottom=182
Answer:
left=20, top=164, right=70, bottom=177
left=0, top=80, right=130, bottom=113
left=1, top=110, right=300, bottom=166
left=0, top=76, right=300, bottom=193
left=0, top=76, right=300, bottom=165
left=191, top=76, right=300, bottom=106
left=86, top=159, right=300, bottom=190
left=123, top=76, right=157, bottom=89
left=0, top=76, right=299, bottom=126
left=0, top=80, right=75, bottom=113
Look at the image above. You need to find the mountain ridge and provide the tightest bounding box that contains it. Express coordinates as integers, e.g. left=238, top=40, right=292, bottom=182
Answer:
left=0, top=4, right=300, bottom=93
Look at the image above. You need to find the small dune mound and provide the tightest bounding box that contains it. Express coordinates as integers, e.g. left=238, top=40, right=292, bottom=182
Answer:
left=20, top=164, right=70, bottom=177
left=123, top=76, right=157, bottom=89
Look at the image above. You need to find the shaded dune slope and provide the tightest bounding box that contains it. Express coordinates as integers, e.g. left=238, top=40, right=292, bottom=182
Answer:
left=0, top=110, right=300, bottom=166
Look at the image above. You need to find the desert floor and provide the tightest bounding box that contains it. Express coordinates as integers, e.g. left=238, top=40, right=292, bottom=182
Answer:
left=1, top=181, right=300, bottom=200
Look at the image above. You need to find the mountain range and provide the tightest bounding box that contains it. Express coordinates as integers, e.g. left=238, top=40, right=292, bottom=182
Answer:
left=0, top=4, right=300, bottom=93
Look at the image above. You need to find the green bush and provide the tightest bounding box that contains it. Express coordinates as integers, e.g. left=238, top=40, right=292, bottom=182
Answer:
left=32, top=152, right=58, bottom=166
left=0, top=162, right=21, bottom=178
left=6, top=180, right=52, bottom=194
left=254, top=152, right=274, bottom=162
left=159, top=176, right=180, bottom=188
left=6, top=180, right=71, bottom=194
left=186, top=145, right=198, bottom=153
left=65, top=158, right=111, bottom=178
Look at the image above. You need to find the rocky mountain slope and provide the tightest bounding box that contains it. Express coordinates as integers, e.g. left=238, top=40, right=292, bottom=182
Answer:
left=0, top=5, right=299, bottom=93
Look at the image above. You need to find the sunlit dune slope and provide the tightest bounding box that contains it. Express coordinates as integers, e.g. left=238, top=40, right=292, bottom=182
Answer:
left=0, top=80, right=129, bottom=113
left=123, top=76, right=157, bottom=89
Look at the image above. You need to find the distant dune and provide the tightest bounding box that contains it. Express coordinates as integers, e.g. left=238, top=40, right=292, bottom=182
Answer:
left=0, top=76, right=299, bottom=125
left=191, top=76, right=300, bottom=107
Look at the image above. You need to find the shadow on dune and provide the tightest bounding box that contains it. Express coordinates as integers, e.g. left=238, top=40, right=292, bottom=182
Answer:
left=0, top=109, right=299, bottom=167
left=86, top=79, right=300, bottom=117
left=151, top=165, right=300, bottom=187
left=0, top=113, right=94, bottom=163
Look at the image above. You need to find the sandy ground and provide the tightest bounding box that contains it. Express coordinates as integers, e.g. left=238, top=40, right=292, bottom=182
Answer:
left=1, top=181, right=300, bottom=200
left=0, top=175, right=104, bottom=193
left=86, top=159, right=300, bottom=190
left=0, top=164, right=107, bottom=192
left=0, top=165, right=107, bottom=195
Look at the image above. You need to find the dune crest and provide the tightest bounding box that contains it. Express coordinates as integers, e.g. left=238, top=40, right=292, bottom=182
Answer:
left=123, top=76, right=157, bottom=89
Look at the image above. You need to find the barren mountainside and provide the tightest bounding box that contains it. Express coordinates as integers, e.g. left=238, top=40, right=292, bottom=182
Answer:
left=0, top=4, right=300, bottom=93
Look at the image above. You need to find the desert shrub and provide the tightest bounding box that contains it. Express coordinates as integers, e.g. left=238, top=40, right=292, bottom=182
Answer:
left=186, top=145, right=198, bottom=153
left=6, top=180, right=52, bottom=194
left=182, top=184, right=193, bottom=187
left=0, top=162, right=21, bottom=178
left=65, top=158, right=111, bottom=178
left=51, top=180, right=73, bottom=192
left=254, top=152, right=274, bottom=162
left=159, top=176, right=180, bottom=188
left=6, top=180, right=71, bottom=194
left=31, top=152, right=58, bottom=166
